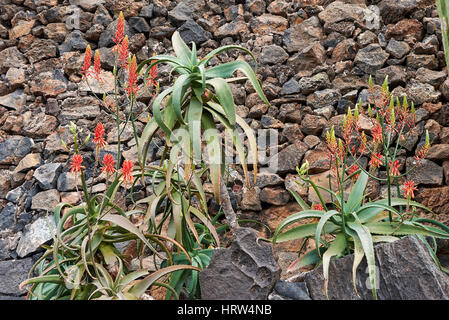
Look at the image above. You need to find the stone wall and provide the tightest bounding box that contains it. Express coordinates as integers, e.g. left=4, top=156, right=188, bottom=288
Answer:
left=1, top=0, right=449, bottom=297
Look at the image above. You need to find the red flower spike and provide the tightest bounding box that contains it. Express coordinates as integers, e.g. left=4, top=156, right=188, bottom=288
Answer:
left=372, top=125, right=383, bottom=144
left=401, top=180, right=418, bottom=199
left=126, top=55, right=139, bottom=97
left=369, top=153, right=383, bottom=169
left=389, top=160, right=401, bottom=177
left=93, top=123, right=107, bottom=149
left=101, top=153, right=116, bottom=174
left=113, top=11, right=125, bottom=45
left=348, top=164, right=360, bottom=179
left=312, top=204, right=324, bottom=211
left=94, top=50, right=102, bottom=81
left=81, top=45, right=92, bottom=77
left=119, top=35, right=129, bottom=69
left=70, top=154, right=85, bottom=175
left=120, top=160, right=134, bottom=184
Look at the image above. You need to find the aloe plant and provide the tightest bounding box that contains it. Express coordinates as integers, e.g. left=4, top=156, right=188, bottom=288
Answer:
left=137, top=31, right=270, bottom=234
left=437, top=0, right=449, bottom=72
left=272, top=166, right=449, bottom=300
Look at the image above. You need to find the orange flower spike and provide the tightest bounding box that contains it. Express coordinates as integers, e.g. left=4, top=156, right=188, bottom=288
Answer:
left=93, top=123, right=107, bottom=149
left=113, top=11, right=125, bottom=45
left=101, top=154, right=116, bottom=174
left=70, top=154, right=85, bottom=175
left=389, top=160, right=401, bottom=177
left=401, top=180, right=418, bottom=199
left=369, top=153, right=383, bottom=169
left=94, top=50, right=102, bottom=81
left=126, top=55, right=139, bottom=96
left=81, top=45, right=92, bottom=77
left=119, top=35, right=129, bottom=68
left=120, top=160, right=134, bottom=184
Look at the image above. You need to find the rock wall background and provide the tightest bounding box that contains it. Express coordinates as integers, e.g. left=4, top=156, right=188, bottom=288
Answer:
left=1, top=0, right=449, bottom=298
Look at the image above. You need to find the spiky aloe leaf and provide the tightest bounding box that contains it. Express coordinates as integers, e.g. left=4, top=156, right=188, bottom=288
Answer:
left=322, top=233, right=346, bottom=299
left=272, top=210, right=327, bottom=243
left=437, top=0, right=449, bottom=73
left=347, top=220, right=377, bottom=300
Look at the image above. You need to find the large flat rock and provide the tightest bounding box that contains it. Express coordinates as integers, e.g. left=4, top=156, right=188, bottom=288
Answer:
left=303, top=236, right=449, bottom=300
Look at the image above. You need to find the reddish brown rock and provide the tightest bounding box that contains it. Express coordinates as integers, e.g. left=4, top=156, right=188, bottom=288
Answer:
left=386, top=19, right=423, bottom=42
left=249, top=14, right=288, bottom=35
left=415, top=186, right=449, bottom=216
left=260, top=187, right=290, bottom=206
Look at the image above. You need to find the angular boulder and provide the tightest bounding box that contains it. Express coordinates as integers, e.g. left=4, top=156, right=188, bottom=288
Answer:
left=200, top=227, right=280, bottom=300
left=303, top=236, right=449, bottom=300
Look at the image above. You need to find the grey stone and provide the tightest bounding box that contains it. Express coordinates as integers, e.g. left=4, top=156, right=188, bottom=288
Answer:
left=297, top=73, right=330, bottom=95
left=386, top=38, right=410, bottom=59
left=33, top=163, right=62, bottom=190
left=129, top=17, right=151, bottom=33
left=31, top=189, right=60, bottom=212
left=57, top=171, right=79, bottom=192
left=260, top=45, right=288, bottom=65
left=6, top=186, right=25, bottom=204
left=16, top=216, right=56, bottom=258
left=280, top=78, right=300, bottom=95
left=354, top=44, right=389, bottom=74
left=406, top=158, right=443, bottom=186
left=304, top=236, right=449, bottom=300
left=59, top=30, right=89, bottom=53
left=0, top=258, right=33, bottom=296
left=268, top=142, right=308, bottom=174
left=200, top=227, right=280, bottom=300
left=0, top=136, right=34, bottom=166
left=272, top=281, right=311, bottom=300
left=178, top=19, right=212, bottom=46
left=0, top=89, right=27, bottom=111
left=0, top=203, right=15, bottom=231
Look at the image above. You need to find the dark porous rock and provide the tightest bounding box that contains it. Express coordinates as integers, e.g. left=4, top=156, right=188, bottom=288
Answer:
left=375, top=66, right=407, bottom=88
left=0, top=89, right=27, bottom=111
left=406, top=157, right=443, bottom=186
left=33, top=163, right=62, bottom=190
left=406, top=53, right=439, bottom=70
left=0, top=258, right=33, bottom=296
left=168, top=0, right=205, bottom=26
left=385, top=38, right=410, bottom=59
left=406, top=80, right=441, bottom=106
left=59, top=30, right=89, bottom=53
left=301, top=114, right=328, bottom=136
left=415, top=68, right=447, bottom=88
left=268, top=141, right=308, bottom=174
left=415, top=186, right=449, bottom=215
left=128, top=16, right=150, bottom=34
left=0, top=47, right=27, bottom=74
left=259, top=187, right=290, bottom=206
left=287, top=41, right=326, bottom=72
left=304, top=236, right=449, bottom=300
left=280, top=78, right=300, bottom=96
left=379, top=0, right=435, bottom=24
left=354, top=44, right=389, bottom=74
left=297, top=72, right=330, bottom=95
left=200, top=227, right=281, bottom=300
left=0, top=136, right=34, bottom=166
left=306, top=89, right=341, bottom=110
left=178, top=19, right=212, bottom=46
left=0, top=203, right=15, bottom=231
left=30, top=70, right=68, bottom=98
left=260, top=45, right=288, bottom=65
left=270, top=281, right=311, bottom=300
left=23, top=39, right=58, bottom=64
left=283, top=16, right=323, bottom=53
